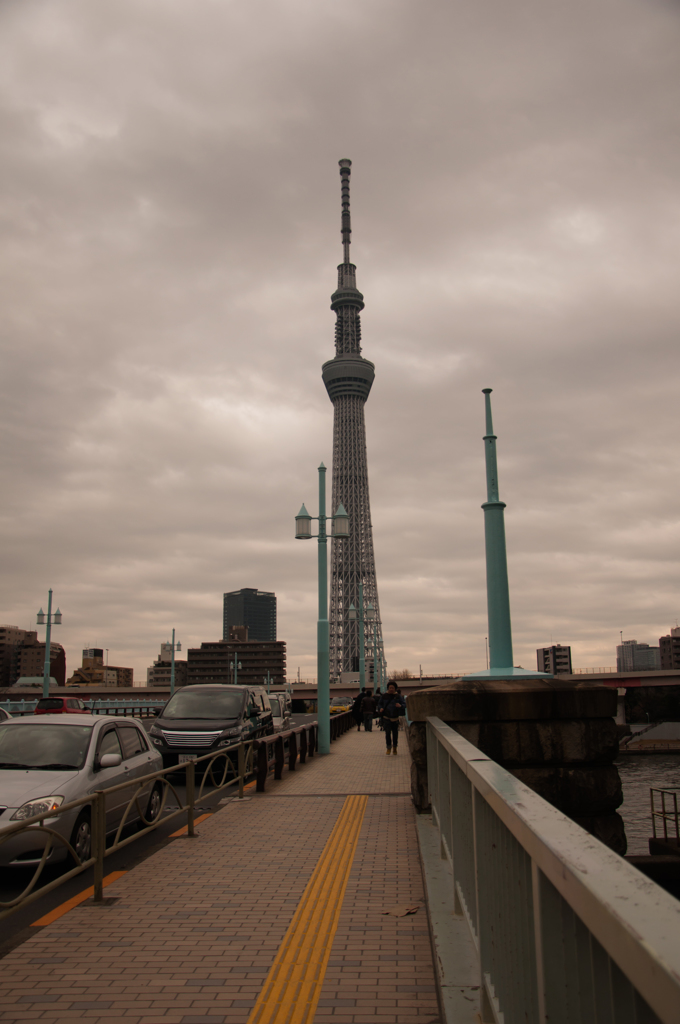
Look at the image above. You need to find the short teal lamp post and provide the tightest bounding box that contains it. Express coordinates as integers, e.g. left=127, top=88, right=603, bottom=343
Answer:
left=169, top=629, right=182, bottom=697
left=36, top=590, right=62, bottom=698
left=464, top=390, right=551, bottom=680
left=348, top=585, right=375, bottom=690
left=263, top=671, right=272, bottom=693
left=230, top=659, right=242, bottom=686
left=295, top=462, right=349, bottom=754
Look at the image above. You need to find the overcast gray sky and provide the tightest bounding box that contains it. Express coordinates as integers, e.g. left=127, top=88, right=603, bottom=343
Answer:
left=2, top=0, right=680, bottom=682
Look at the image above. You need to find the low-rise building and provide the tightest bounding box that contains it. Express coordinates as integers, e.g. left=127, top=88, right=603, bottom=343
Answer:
left=18, top=639, right=66, bottom=687
left=67, top=648, right=133, bottom=688
left=147, top=643, right=188, bottom=688
left=536, top=645, right=572, bottom=675
left=659, top=627, right=680, bottom=670
left=0, top=626, right=37, bottom=687
left=187, top=636, right=286, bottom=688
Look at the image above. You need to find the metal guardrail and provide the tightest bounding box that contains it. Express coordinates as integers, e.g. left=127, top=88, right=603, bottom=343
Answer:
left=0, top=698, right=167, bottom=717
left=254, top=709, right=353, bottom=791
left=426, top=716, right=680, bottom=1024
left=0, top=710, right=354, bottom=921
left=0, top=740, right=254, bottom=921
left=652, top=788, right=680, bottom=842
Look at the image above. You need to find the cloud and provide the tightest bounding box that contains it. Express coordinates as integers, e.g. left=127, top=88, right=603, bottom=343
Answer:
left=1, top=0, right=680, bottom=681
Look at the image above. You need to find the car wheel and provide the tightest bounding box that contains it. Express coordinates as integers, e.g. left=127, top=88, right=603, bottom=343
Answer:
left=69, top=811, right=92, bottom=864
left=144, top=783, right=163, bottom=824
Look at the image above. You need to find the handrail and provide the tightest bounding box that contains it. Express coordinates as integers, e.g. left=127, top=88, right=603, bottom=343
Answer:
left=0, top=738, right=253, bottom=920
left=0, top=712, right=354, bottom=921
left=426, top=716, right=680, bottom=1024
left=0, top=698, right=167, bottom=718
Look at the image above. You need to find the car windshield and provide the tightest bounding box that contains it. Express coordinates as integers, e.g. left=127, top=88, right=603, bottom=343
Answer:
left=331, top=698, right=347, bottom=705
left=0, top=723, right=93, bottom=769
left=269, top=697, right=281, bottom=715
left=161, top=689, right=244, bottom=721
left=36, top=699, right=64, bottom=709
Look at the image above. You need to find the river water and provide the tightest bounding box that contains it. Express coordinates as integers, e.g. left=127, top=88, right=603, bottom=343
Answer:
left=616, top=755, right=680, bottom=854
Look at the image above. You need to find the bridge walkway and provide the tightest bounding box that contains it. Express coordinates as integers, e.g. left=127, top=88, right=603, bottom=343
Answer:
left=0, top=729, right=441, bottom=1024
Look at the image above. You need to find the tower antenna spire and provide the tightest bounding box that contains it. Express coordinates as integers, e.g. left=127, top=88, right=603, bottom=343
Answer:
left=339, top=159, right=352, bottom=263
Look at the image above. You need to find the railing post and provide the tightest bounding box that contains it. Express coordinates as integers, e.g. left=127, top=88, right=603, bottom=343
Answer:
left=299, top=729, right=307, bottom=764
left=309, top=725, right=316, bottom=757
left=274, top=736, right=285, bottom=779
left=92, top=791, right=106, bottom=902
left=238, top=742, right=245, bottom=799
left=256, top=741, right=268, bottom=792
left=288, top=732, right=298, bottom=772
left=186, top=760, right=196, bottom=837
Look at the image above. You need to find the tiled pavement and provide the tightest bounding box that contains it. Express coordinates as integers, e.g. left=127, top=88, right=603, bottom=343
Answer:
left=0, top=729, right=441, bottom=1024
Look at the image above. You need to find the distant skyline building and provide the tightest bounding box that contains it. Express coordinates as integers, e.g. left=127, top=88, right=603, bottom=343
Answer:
left=659, top=627, right=680, bottom=670
left=147, top=642, right=188, bottom=688
left=0, top=626, right=38, bottom=687
left=187, top=638, right=286, bottom=688
left=323, top=159, right=384, bottom=681
left=67, top=648, right=133, bottom=688
left=223, top=588, right=276, bottom=642
left=536, top=645, right=572, bottom=675
left=616, top=639, right=661, bottom=672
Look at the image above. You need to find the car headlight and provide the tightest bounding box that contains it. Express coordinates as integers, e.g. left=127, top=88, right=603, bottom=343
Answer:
left=149, top=725, right=162, bottom=737
left=11, top=796, right=65, bottom=821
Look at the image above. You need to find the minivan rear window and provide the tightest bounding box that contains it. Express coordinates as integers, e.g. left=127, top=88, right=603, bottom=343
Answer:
left=161, top=689, right=244, bottom=721
left=36, top=699, right=64, bottom=710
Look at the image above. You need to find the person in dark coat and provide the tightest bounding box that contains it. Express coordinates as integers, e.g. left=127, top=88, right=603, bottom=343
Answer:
left=361, top=691, right=377, bottom=731
left=352, top=690, right=366, bottom=731
left=378, top=683, right=406, bottom=754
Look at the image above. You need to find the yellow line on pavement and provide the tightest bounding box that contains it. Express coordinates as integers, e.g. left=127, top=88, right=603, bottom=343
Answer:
left=31, top=871, right=127, bottom=926
left=169, top=812, right=212, bottom=837
left=247, top=794, right=368, bottom=1024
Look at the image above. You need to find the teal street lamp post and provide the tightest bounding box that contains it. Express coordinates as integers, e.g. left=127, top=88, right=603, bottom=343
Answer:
left=263, top=671, right=272, bottom=693
left=464, top=390, right=551, bottom=680
left=348, top=584, right=375, bottom=690
left=231, top=659, right=242, bottom=686
left=36, top=589, right=62, bottom=698
left=295, top=462, right=349, bottom=754
left=169, top=629, right=182, bottom=697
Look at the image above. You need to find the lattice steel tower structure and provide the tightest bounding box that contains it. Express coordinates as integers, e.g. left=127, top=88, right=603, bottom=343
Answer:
left=322, top=159, right=385, bottom=682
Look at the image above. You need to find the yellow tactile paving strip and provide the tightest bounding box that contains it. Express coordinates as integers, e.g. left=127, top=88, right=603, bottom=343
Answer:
left=247, top=795, right=368, bottom=1024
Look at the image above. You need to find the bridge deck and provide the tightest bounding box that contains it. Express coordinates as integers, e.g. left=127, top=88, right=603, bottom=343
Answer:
left=0, top=729, right=441, bottom=1024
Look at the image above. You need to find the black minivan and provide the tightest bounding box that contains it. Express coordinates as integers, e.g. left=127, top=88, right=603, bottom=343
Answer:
left=148, top=684, right=274, bottom=767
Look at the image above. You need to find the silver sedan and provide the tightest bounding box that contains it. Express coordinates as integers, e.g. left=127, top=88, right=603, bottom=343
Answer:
left=0, top=714, right=163, bottom=867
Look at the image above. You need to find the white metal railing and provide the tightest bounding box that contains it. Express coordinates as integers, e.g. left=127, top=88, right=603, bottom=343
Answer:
left=426, top=716, right=680, bottom=1024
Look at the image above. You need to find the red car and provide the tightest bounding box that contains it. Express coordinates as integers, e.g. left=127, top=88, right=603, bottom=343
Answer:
left=34, top=696, right=92, bottom=715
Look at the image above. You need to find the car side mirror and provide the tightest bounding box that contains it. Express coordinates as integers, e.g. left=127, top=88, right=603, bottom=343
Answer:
left=98, top=753, right=122, bottom=769
left=152, top=708, right=161, bottom=716
left=249, top=707, right=261, bottom=718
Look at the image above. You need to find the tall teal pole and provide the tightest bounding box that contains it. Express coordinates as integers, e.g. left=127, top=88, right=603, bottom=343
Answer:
left=372, top=630, right=378, bottom=694
left=170, top=628, right=176, bottom=697
left=42, top=589, right=53, bottom=699
left=481, top=389, right=513, bottom=670
left=317, top=463, right=330, bottom=754
left=358, top=581, right=365, bottom=689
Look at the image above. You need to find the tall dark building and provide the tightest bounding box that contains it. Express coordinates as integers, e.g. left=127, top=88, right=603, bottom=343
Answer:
left=223, top=588, right=276, bottom=642
left=536, top=645, right=572, bottom=675
left=323, top=159, right=384, bottom=681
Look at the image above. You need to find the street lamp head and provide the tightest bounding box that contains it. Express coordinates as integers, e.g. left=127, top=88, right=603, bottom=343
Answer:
left=348, top=603, right=357, bottom=621
left=366, top=602, right=375, bottom=621
left=54, top=609, right=62, bottom=625
left=295, top=503, right=313, bottom=539
left=176, top=642, right=182, bottom=652
left=331, top=503, right=349, bottom=538
left=36, top=609, right=45, bottom=625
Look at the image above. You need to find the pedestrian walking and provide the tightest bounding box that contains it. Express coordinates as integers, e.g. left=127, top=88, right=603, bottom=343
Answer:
left=378, top=683, right=406, bottom=754
left=361, top=691, right=377, bottom=731
left=352, top=690, right=366, bottom=731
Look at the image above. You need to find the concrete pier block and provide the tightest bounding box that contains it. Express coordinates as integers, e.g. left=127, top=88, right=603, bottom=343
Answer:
left=406, top=677, right=627, bottom=854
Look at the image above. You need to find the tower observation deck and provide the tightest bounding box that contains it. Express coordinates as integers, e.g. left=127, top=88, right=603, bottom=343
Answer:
left=322, top=159, right=385, bottom=682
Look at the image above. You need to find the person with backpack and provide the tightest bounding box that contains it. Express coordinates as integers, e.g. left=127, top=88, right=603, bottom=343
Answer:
left=378, top=682, right=406, bottom=754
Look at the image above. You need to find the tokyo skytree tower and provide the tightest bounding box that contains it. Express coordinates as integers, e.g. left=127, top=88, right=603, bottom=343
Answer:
left=322, top=159, right=385, bottom=682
